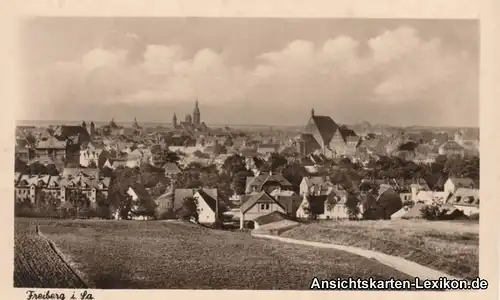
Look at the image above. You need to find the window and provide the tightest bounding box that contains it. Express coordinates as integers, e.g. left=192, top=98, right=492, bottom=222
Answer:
left=260, top=204, right=265, bottom=210
left=456, top=196, right=462, bottom=203
left=265, top=204, right=270, bottom=210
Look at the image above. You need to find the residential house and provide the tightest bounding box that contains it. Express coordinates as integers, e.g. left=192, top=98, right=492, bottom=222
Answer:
left=296, top=189, right=361, bottom=220
left=15, top=174, right=50, bottom=203
left=245, top=172, right=294, bottom=194
left=60, top=168, right=101, bottom=203
left=299, top=176, right=334, bottom=196
left=444, top=177, right=475, bottom=196
left=123, top=184, right=154, bottom=220
left=270, top=189, right=303, bottom=217
left=414, top=191, right=450, bottom=205
left=356, top=138, right=387, bottom=158
left=438, top=140, right=465, bottom=157
left=34, top=137, right=66, bottom=162
left=165, top=188, right=220, bottom=224
left=257, top=144, right=279, bottom=155
left=80, top=142, right=103, bottom=167
left=239, top=190, right=287, bottom=229
left=447, top=188, right=479, bottom=216
left=193, top=189, right=220, bottom=224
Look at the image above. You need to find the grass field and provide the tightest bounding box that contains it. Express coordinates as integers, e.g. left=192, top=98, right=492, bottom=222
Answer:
left=281, top=220, right=479, bottom=280
left=16, top=218, right=413, bottom=289
left=14, top=219, right=86, bottom=288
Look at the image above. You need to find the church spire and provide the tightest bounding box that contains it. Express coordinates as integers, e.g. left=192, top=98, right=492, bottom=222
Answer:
left=193, top=98, right=201, bottom=126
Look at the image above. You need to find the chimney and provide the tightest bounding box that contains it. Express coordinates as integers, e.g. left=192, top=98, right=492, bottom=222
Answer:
left=410, top=184, right=419, bottom=201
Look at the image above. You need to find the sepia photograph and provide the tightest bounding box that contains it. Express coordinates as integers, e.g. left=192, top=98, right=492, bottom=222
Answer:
left=14, top=16, right=481, bottom=290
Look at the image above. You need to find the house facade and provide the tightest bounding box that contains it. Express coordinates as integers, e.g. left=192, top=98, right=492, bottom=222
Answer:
left=239, top=191, right=286, bottom=228
left=444, top=177, right=475, bottom=196
left=438, top=140, right=465, bottom=157
left=300, top=109, right=359, bottom=159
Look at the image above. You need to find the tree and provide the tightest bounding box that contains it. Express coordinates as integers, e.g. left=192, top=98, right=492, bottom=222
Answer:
left=88, top=160, right=98, bottom=168
left=68, top=188, right=90, bottom=218
left=345, top=195, right=360, bottom=220
left=29, top=162, right=47, bottom=175
left=45, top=164, right=59, bottom=176
left=14, top=157, right=27, bottom=173
left=419, top=204, right=445, bottom=220
left=300, top=201, right=318, bottom=220
left=222, top=154, right=247, bottom=177
left=281, top=162, right=308, bottom=188
left=177, top=196, right=199, bottom=222
left=95, top=190, right=111, bottom=219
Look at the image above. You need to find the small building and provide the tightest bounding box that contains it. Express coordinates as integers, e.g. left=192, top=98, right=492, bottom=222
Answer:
left=444, top=177, right=475, bottom=196
left=447, top=188, right=479, bottom=216
left=239, top=190, right=287, bottom=229
left=245, top=172, right=294, bottom=194
left=438, top=140, right=465, bottom=157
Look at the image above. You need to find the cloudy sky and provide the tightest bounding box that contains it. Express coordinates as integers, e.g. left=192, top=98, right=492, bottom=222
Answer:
left=19, top=17, right=478, bottom=127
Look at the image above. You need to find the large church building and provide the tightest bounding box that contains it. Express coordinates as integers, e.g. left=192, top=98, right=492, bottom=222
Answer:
left=172, top=100, right=208, bottom=132
left=298, top=108, right=360, bottom=158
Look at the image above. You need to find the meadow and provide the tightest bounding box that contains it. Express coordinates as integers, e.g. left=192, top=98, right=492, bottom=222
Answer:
left=281, top=219, right=479, bottom=280
left=15, top=218, right=412, bottom=289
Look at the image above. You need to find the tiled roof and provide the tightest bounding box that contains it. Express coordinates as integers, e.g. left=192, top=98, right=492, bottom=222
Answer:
left=314, top=116, right=339, bottom=144
left=440, top=140, right=464, bottom=150
left=448, top=177, right=475, bottom=188
left=36, top=137, right=66, bottom=149
left=245, top=173, right=293, bottom=193
left=449, top=188, right=479, bottom=206
left=240, top=190, right=284, bottom=214
left=196, top=189, right=219, bottom=213
left=274, top=194, right=302, bottom=215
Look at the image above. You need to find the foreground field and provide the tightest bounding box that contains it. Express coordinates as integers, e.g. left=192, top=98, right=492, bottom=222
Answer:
left=18, top=218, right=413, bottom=289
left=14, top=219, right=86, bottom=288
left=281, top=220, right=479, bottom=280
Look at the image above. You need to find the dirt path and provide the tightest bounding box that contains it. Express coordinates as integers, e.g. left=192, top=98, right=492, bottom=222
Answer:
left=252, top=233, right=461, bottom=280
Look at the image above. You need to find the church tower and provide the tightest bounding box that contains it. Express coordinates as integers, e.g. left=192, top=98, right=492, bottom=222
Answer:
left=173, top=113, right=178, bottom=128
left=90, top=121, right=95, bottom=139
left=193, top=99, right=201, bottom=126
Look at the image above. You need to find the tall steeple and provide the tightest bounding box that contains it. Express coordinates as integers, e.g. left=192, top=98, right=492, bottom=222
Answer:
left=173, top=113, right=178, bottom=128
left=193, top=98, right=201, bottom=126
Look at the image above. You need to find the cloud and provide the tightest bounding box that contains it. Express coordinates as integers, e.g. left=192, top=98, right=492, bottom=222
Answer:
left=23, top=27, right=477, bottom=126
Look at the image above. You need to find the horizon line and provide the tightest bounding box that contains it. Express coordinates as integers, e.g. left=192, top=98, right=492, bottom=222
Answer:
left=15, top=118, right=479, bottom=129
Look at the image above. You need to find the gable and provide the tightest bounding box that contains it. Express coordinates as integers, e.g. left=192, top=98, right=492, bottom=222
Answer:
left=240, top=191, right=285, bottom=214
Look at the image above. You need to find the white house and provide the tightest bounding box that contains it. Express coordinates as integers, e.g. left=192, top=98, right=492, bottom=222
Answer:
left=447, top=188, right=479, bottom=216
left=193, top=189, right=220, bottom=224
left=444, top=177, right=475, bottom=196
left=296, top=191, right=362, bottom=220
